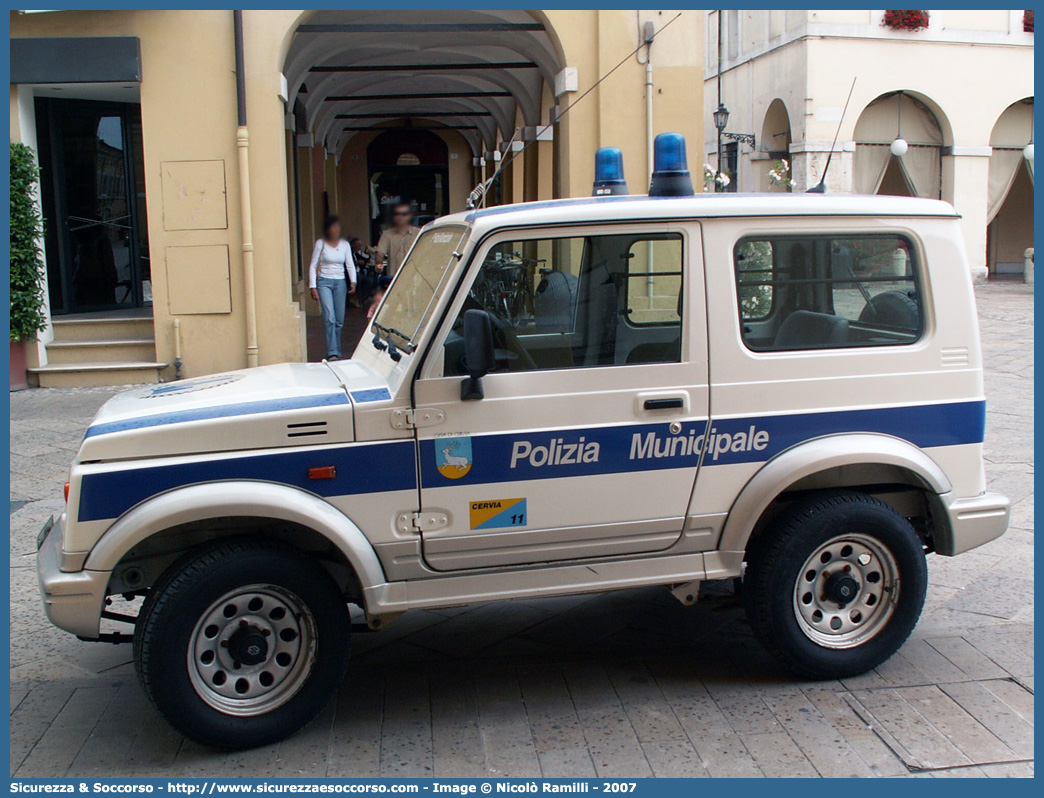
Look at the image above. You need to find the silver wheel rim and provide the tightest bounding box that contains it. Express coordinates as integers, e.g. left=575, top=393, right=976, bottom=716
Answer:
left=188, top=584, right=317, bottom=717
left=792, top=533, right=900, bottom=649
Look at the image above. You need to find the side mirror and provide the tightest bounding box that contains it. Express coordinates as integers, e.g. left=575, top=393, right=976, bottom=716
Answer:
left=461, top=309, right=496, bottom=401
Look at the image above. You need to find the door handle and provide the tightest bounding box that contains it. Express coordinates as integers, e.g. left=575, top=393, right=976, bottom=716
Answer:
left=643, top=397, right=684, bottom=411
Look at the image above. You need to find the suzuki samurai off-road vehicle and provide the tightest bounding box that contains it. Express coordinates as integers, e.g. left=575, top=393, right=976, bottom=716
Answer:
left=39, top=136, right=1009, bottom=748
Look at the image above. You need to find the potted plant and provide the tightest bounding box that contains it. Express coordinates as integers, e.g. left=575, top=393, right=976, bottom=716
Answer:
left=10, top=142, right=48, bottom=391
left=768, top=158, right=796, bottom=191
left=882, top=10, right=930, bottom=32
left=703, top=163, right=731, bottom=192
left=1024, top=10, right=1034, bottom=33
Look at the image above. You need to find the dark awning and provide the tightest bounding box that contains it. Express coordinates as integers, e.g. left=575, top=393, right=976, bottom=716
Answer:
left=11, top=37, right=141, bottom=84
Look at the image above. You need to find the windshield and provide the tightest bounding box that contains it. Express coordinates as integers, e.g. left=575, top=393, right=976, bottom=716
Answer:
left=372, top=224, right=469, bottom=351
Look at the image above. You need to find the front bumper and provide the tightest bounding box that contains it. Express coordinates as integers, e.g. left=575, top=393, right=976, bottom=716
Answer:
left=36, top=514, right=108, bottom=638
left=938, top=491, right=1010, bottom=556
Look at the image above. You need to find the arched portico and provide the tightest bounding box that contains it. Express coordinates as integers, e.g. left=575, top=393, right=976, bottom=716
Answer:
left=281, top=9, right=569, bottom=361
left=986, top=98, right=1034, bottom=278
left=759, top=99, right=793, bottom=192
left=853, top=91, right=947, bottom=199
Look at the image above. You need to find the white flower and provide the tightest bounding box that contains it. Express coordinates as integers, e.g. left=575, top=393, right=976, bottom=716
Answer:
left=703, top=163, right=730, bottom=189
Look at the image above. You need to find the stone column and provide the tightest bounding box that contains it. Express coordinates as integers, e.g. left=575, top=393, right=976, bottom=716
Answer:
left=942, top=146, right=992, bottom=283
left=788, top=141, right=854, bottom=193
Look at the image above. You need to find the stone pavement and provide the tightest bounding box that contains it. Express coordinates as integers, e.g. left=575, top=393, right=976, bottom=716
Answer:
left=9, top=284, right=1033, bottom=778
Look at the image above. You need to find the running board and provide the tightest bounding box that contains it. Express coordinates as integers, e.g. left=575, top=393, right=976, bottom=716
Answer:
left=362, top=550, right=744, bottom=618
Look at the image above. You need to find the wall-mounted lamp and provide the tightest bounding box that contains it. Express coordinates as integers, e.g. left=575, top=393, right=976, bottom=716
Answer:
left=891, top=91, right=909, bottom=157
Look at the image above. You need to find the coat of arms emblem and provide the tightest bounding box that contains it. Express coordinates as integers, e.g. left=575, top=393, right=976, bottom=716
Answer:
left=435, top=437, right=472, bottom=479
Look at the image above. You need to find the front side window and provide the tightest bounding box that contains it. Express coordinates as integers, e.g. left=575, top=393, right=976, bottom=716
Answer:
left=734, top=234, right=923, bottom=352
left=443, top=232, right=683, bottom=375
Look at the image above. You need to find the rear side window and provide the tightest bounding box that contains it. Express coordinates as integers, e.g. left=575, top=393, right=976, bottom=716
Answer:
left=733, top=234, right=923, bottom=352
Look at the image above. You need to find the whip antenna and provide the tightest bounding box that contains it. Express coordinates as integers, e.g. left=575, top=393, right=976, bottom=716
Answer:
left=467, top=11, right=684, bottom=209
left=807, top=77, right=856, bottom=194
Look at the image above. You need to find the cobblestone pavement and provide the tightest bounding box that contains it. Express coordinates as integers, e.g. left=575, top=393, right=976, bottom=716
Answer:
left=9, top=284, right=1033, bottom=778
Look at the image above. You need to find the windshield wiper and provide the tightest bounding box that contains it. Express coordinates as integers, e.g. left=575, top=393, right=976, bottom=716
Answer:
left=371, top=322, right=413, bottom=360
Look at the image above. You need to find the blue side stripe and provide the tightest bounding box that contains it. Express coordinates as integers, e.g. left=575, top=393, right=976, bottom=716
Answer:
left=84, top=393, right=350, bottom=438
left=350, top=388, right=392, bottom=403
left=76, top=400, right=984, bottom=524
left=419, top=400, right=986, bottom=489
left=78, top=439, right=416, bottom=523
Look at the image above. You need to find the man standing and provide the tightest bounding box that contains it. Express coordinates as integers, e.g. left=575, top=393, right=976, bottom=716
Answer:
left=376, top=202, right=420, bottom=279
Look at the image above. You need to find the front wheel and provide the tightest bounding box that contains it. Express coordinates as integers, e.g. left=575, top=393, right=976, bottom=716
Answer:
left=743, top=491, right=927, bottom=679
left=134, top=539, right=350, bottom=749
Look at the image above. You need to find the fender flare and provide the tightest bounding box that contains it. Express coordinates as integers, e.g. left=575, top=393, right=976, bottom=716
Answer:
left=717, top=433, right=952, bottom=554
left=83, top=481, right=388, bottom=592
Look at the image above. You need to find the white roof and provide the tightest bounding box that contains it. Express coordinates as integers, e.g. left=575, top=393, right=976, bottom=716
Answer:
left=433, top=193, right=958, bottom=235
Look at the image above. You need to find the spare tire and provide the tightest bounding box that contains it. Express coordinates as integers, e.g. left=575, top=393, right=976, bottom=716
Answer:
left=858, top=289, right=919, bottom=330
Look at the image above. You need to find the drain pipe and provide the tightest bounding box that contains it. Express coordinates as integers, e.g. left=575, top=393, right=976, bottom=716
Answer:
left=643, top=20, right=655, bottom=300
left=172, top=318, right=183, bottom=380
left=644, top=25, right=654, bottom=181
left=234, top=10, right=260, bottom=368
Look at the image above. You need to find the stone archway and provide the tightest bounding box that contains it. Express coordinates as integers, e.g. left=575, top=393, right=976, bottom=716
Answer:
left=853, top=91, right=947, bottom=198
left=986, top=98, right=1034, bottom=278
left=759, top=98, right=793, bottom=192
left=282, top=9, right=565, bottom=361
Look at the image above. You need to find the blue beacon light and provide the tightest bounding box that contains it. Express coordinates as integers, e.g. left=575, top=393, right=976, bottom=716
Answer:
left=592, top=147, right=628, bottom=196
left=648, top=132, right=695, bottom=197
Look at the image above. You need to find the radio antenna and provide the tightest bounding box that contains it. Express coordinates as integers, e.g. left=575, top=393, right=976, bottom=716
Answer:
left=806, top=77, right=856, bottom=194
left=467, top=11, right=684, bottom=209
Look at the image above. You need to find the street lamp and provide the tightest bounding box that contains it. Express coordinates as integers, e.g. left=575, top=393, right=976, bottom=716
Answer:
left=714, top=103, right=730, bottom=134
left=714, top=102, right=729, bottom=192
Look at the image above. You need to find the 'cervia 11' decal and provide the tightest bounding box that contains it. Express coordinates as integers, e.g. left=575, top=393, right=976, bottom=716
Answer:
left=470, top=498, right=527, bottom=530
left=435, top=436, right=473, bottom=480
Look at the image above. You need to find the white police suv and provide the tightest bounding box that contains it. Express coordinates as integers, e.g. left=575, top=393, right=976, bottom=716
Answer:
left=38, top=134, right=1009, bottom=749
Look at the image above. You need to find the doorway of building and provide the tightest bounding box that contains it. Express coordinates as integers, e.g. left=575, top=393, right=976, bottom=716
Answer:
left=987, top=161, right=1034, bottom=278
left=366, top=128, right=449, bottom=244
left=35, top=97, right=151, bottom=315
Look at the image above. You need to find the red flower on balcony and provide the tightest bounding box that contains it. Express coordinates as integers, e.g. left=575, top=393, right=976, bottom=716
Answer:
left=882, top=10, right=930, bottom=31
left=1024, top=10, right=1034, bottom=33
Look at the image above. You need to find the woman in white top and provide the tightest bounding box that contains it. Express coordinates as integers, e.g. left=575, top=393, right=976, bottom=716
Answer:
left=309, top=215, right=357, bottom=360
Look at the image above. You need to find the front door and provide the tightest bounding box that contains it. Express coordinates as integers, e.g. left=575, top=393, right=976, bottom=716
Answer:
left=36, top=98, right=151, bottom=314
left=412, top=223, right=709, bottom=571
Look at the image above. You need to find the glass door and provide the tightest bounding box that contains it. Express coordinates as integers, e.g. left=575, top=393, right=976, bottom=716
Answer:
left=36, top=98, right=151, bottom=314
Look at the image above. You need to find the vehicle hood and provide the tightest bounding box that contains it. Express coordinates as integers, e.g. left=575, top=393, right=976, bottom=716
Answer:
left=78, top=361, right=388, bottom=462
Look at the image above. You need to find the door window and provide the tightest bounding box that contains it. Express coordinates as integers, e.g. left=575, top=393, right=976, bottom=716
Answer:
left=443, top=232, right=683, bottom=375
left=35, top=99, right=151, bottom=314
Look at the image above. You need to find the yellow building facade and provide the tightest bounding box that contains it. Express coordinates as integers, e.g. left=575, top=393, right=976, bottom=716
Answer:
left=9, top=9, right=704, bottom=385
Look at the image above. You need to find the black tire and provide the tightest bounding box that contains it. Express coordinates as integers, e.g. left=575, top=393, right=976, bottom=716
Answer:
left=743, top=491, right=927, bottom=680
left=134, top=539, right=350, bottom=749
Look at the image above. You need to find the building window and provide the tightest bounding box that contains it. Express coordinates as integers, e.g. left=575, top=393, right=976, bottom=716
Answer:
left=733, top=234, right=923, bottom=352
left=727, top=10, right=740, bottom=58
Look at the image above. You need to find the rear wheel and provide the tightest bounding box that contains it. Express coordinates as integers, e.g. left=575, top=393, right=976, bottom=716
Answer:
left=744, top=491, right=927, bottom=679
left=134, top=539, right=350, bottom=749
